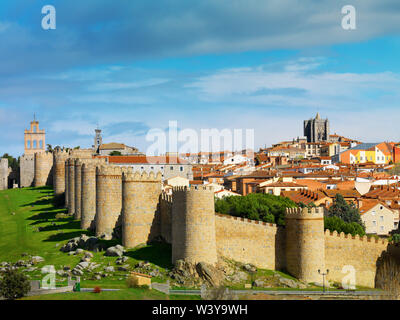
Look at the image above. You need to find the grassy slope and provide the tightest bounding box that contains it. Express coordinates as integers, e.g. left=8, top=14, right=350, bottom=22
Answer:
left=0, top=187, right=174, bottom=292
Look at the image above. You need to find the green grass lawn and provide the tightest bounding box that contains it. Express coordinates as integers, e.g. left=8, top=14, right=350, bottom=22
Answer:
left=22, top=288, right=200, bottom=300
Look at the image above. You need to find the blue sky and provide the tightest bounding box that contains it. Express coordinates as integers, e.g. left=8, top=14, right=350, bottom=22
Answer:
left=1, top=0, right=400, bottom=157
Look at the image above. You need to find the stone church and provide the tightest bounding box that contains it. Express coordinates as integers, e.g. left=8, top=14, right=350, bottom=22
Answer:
left=303, top=112, right=330, bottom=143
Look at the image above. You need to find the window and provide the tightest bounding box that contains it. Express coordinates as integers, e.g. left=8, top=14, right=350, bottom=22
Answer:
left=380, top=226, right=384, bottom=232
left=27, top=140, right=31, bottom=149
left=140, top=166, right=144, bottom=170
left=170, top=166, right=174, bottom=171
left=380, top=216, right=384, bottom=222
left=150, top=167, right=154, bottom=170
left=33, top=140, right=37, bottom=149
left=380, top=206, right=383, bottom=210
left=39, top=140, right=43, bottom=149
left=372, top=210, right=375, bottom=215
left=372, top=221, right=376, bottom=226
left=268, top=190, right=273, bottom=195
left=180, top=166, right=183, bottom=172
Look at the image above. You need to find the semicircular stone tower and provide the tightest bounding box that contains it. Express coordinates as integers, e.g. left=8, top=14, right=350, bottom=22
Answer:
left=67, top=158, right=75, bottom=215
left=122, top=169, right=163, bottom=248
left=53, top=150, right=68, bottom=195
left=285, top=207, right=326, bottom=284
left=34, top=152, right=54, bottom=187
left=80, top=158, right=105, bottom=230
left=74, top=159, right=83, bottom=220
left=95, top=165, right=122, bottom=240
left=172, top=186, right=217, bottom=266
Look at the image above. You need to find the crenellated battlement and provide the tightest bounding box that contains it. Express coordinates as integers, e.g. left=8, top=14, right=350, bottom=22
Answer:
left=285, top=207, right=324, bottom=219
left=122, top=168, right=162, bottom=182
left=35, top=151, right=53, bottom=159
left=160, top=191, right=173, bottom=203
left=215, top=212, right=278, bottom=228
left=324, top=229, right=388, bottom=245
left=172, top=185, right=214, bottom=193
left=96, top=165, right=123, bottom=176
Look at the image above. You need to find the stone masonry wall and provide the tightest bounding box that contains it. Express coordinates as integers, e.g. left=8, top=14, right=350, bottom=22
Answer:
left=81, top=159, right=105, bottom=230
left=215, top=214, right=285, bottom=270
left=95, top=165, right=122, bottom=240
left=53, top=151, right=68, bottom=195
left=74, top=159, right=83, bottom=220
left=67, top=158, right=75, bottom=215
left=0, top=158, right=8, bottom=190
left=171, top=186, right=217, bottom=265
left=20, top=154, right=35, bottom=188
left=285, top=207, right=326, bottom=284
left=34, top=152, right=53, bottom=187
left=324, top=231, right=388, bottom=288
left=159, top=192, right=172, bottom=244
left=121, top=170, right=162, bottom=248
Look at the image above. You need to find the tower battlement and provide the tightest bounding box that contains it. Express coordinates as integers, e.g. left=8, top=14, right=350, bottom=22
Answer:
left=96, top=165, right=123, bottom=177
left=285, top=207, right=324, bottom=219
left=122, top=169, right=162, bottom=182
left=172, top=185, right=214, bottom=193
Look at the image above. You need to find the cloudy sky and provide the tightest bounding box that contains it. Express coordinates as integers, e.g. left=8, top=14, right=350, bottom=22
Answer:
left=1, top=0, right=400, bottom=157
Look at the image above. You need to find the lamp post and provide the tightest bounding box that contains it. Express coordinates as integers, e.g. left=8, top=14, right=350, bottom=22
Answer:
left=318, top=269, right=329, bottom=293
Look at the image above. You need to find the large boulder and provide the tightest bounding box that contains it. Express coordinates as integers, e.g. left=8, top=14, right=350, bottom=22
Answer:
left=196, top=262, right=224, bottom=287
left=104, top=246, right=125, bottom=257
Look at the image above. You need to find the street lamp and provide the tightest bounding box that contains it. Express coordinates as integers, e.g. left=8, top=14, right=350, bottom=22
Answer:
left=318, top=269, right=329, bottom=293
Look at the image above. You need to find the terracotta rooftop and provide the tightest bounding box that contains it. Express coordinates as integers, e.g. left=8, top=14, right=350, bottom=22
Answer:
left=322, top=189, right=361, bottom=198
left=281, top=189, right=327, bottom=205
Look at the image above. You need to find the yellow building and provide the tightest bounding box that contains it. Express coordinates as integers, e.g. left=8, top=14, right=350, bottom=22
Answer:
left=339, top=143, right=394, bottom=165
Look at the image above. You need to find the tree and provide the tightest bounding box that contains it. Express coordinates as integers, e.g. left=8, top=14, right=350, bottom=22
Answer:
left=46, top=144, right=53, bottom=152
left=324, top=216, right=365, bottom=236
left=215, top=193, right=297, bottom=226
left=109, top=151, right=122, bottom=156
left=327, top=194, right=364, bottom=226
left=0, top=269, right=31, bottom=300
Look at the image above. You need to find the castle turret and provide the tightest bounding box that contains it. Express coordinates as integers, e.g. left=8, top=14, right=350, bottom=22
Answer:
left=285, top=207, right=326, bottom=283
left=53, top=150, right=68, bottom=195
left=34, top=152, right=53, bottom=187
left=67, top=158, right=75, bottom=215
left=95, top=165, right=122, bottom=239
left=171, top=186, right=217, bottom=265
left=121, top=170, right=162, bottom=248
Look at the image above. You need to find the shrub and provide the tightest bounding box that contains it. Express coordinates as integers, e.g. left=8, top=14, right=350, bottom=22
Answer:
left=0, top=269, right=31, bottom=300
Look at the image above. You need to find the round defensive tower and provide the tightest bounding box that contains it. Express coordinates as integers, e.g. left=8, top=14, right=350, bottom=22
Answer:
left=53, top=150, right=68, bottom=195
left=122, top=169, right=163, bottom=248
left=34, top=152, right=54, bottom=187
left=81, top=159, right=105, bottom=230
left=67, top=158, right=75, bottom=215
left=171, top=186, right=217, bottom=266
left=285, top=207, right=326, bottom=284
left=74, top=159, right=83, bottom=220
left=65, top=159, right=69, bottom=207
left=95, top=165, right=122, bottom=240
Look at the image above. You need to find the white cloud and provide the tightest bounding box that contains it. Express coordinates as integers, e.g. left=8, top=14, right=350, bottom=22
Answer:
left=186, top=60, right=400, bottom=110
